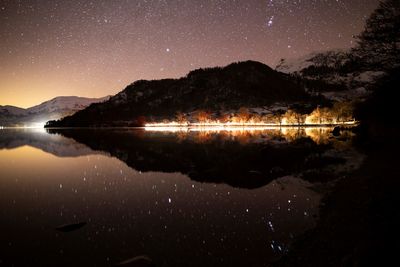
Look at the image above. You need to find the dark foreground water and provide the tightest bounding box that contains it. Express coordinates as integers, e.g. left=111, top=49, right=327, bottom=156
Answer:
left=0, top=127, right=362, bottom=267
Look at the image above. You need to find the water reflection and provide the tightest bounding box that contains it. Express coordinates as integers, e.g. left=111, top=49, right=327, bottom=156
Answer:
left=0, top=128, right=360, bottom=266
left=0, top=128, right=102, bottom=157
left=44, top=127, right=357, bottom=188
left=144, top=126, right=354, bottom=145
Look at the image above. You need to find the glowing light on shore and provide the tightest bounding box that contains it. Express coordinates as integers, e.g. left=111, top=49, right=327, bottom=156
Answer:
left=144, top=119, right=358, bottom=130
left=0, top=121, right=47, bottom=130
left=30, top=122, right=47, bottom=128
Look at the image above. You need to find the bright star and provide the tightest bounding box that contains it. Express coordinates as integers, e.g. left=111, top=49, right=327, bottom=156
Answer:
left=267, top=16, right=274, bottom=27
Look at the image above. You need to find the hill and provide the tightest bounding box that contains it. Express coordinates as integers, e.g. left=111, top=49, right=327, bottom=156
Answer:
left=275, top=50, right=386, bottom=101
left=45, top=61, right=314, bottom=127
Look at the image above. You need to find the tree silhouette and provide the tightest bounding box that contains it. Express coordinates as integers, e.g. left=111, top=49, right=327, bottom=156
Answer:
left=356, top=0, right=400, bottom=68
left=332, top=102, right=353, bottom=123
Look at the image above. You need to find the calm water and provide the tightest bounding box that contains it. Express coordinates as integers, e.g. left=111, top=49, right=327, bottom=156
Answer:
left=0, top=128, right=361, bottom=266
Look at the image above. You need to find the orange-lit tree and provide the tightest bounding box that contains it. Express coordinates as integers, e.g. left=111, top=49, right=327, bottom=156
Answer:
left=175, top=111, right=187, bottom=124
left=283, top=110, right=298, bottom=125
left=218, top=113, right=231, bottom=123
left=237, top=107, right=251, bottom=123
left=196, top=110, right=210, bottom=123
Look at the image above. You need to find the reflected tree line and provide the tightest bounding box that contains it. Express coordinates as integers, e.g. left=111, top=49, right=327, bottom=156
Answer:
left=153, top=127, right=354, bottom=145
left=47, top=128, right=355, bottom=189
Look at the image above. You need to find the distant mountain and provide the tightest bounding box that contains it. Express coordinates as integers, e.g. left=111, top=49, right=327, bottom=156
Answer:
left=27, top=96, right=110, bottom=114
left=0, top=96, right=110, bottom=127
left=0, top=105, right=27, bottom=116
left=46, top=61, right=315, bottom=127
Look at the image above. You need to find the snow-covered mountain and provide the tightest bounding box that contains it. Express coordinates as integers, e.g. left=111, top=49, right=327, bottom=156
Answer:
left=27, top=96, right=110, bottom=114
left=275, top=50, right=386, bottom=101
left=0, top=96, right=110, bottom=127
left=0, top=105, right=27, bottom=116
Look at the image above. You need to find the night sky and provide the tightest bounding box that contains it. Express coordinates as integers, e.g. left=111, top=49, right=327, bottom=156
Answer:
left=1, top=0, right=380, bottom=108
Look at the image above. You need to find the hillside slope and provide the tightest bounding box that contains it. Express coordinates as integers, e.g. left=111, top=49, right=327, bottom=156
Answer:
left=46, top=61, right=313, bottom=127
left=275, top=50, right=386, bottom=101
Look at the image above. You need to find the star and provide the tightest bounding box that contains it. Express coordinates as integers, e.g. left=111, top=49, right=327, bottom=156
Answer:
left=0, top=0, right=382, bottom=108
left=267, top=16, right=274, bottom=27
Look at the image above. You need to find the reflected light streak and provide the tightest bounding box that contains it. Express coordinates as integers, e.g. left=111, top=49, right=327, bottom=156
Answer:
left=143, top=125, right=355, bottom=145
left=144, top=126, right=282, bottom=132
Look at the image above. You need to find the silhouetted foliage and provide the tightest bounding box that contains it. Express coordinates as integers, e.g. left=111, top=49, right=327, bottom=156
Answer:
left=356, top=0, right=400, bottom=69
left=355, top=67, right=400, bottom=138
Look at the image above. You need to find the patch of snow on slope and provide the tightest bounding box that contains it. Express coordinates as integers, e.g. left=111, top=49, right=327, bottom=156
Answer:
left=275, top=53, right=318, bottom=74
left=352, top=71, right=385, bottom=83
left=275, top=49, right=349, bottom=74
left=321, top=88, right=369, bottom=102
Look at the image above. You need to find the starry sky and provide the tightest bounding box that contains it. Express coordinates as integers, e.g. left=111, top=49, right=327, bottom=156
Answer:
left=0, top=0, right=380, bottom=108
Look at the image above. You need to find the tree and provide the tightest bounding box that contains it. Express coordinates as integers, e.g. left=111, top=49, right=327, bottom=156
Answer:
left=332, top=102, right=354, bottom=123
left=175, top=111, right=187, bottom=124
left=218, top=113, right=231, bottom=123
left=294, top=112, right=306, bottom=125
left=252, top=114, right=263, bottom=123
left=196, top=110, right=210, bottom=123
left=263, top=114, right=276, bottom=125
left=237, top=107, right=251, bottom=123
left=283, top=110, right=298, bottom=125
left=356, top=0, right=400, bottom=68
left=282, top=110, right=305, bottom=125
left=273, top=110, right=286, bottom=126
left=307, top=107, right=323, bottom=124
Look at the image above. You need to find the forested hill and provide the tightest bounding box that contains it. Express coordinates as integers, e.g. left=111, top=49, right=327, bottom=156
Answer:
left=45, top=61, right=313, bottom=127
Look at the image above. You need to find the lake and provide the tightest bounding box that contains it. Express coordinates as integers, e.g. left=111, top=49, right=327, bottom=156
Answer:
left=0, top=127, right=362, bottom=266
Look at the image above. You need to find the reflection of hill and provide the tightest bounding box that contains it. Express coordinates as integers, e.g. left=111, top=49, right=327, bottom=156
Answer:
left=48, top=128, right=352, bottom=189
left=0, top=129, right=100, bottom=157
